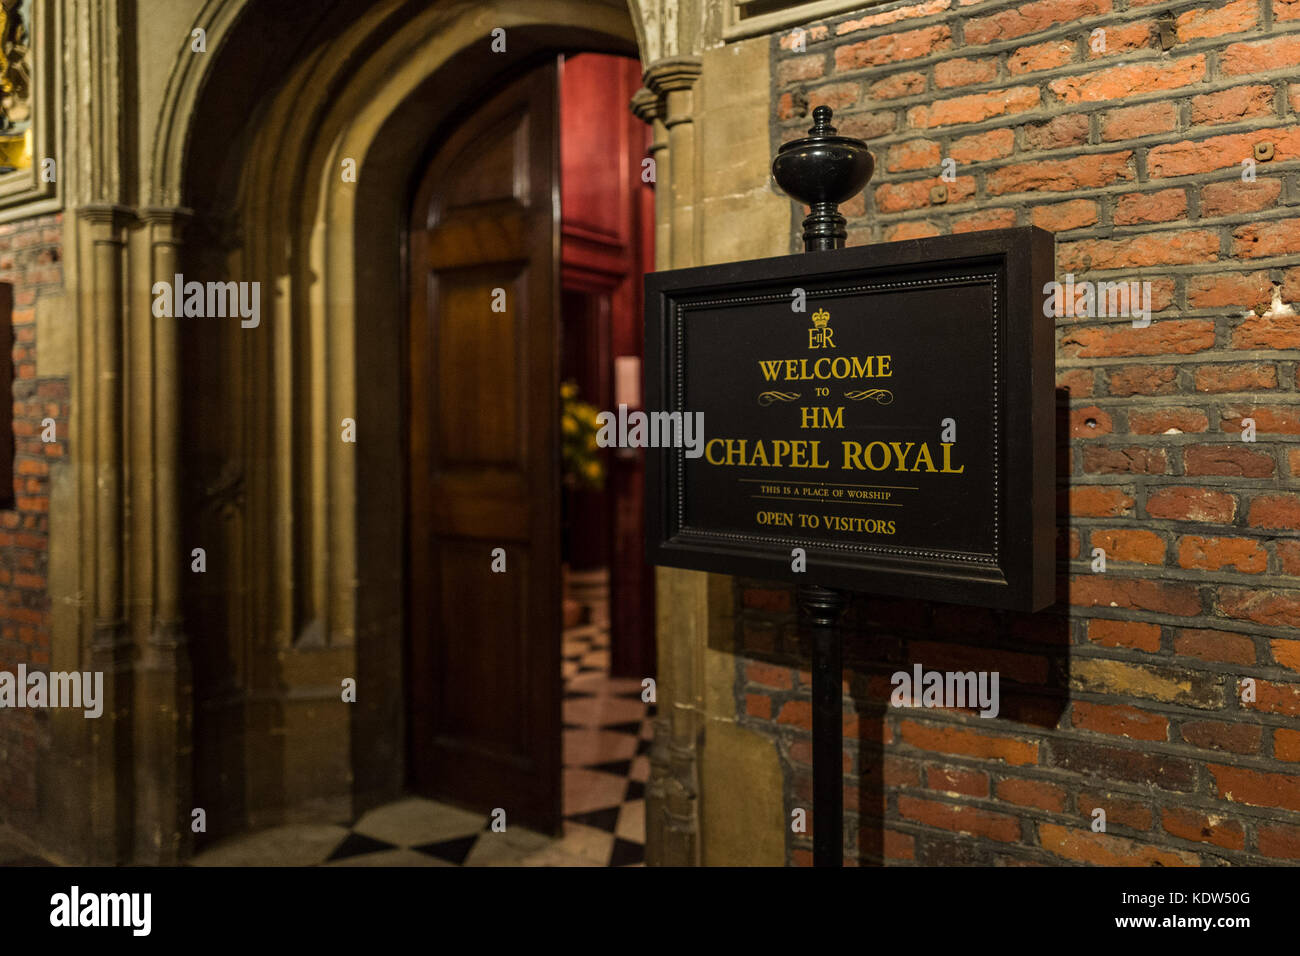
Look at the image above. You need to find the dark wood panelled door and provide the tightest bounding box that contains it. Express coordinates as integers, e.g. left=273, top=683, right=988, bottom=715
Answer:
left=408, top=61, right=562, bottom=833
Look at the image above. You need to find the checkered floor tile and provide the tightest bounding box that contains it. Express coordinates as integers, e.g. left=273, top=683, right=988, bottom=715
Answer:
left=185, top=571, right=651, bottom=867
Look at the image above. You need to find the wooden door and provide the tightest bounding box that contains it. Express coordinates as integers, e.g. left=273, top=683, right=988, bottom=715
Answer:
left=558, top=53, right=656, bottom=677
left=407, top=60, right=562, bottom=833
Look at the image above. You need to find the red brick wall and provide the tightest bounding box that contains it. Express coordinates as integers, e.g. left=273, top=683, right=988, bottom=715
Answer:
left=756, top=0, right=1300, bottom=864
left=0, top=213, right=65, bottom=811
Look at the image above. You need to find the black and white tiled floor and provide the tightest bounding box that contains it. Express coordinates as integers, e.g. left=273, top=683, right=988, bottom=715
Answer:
left=187, top=570, right=652, bottom=867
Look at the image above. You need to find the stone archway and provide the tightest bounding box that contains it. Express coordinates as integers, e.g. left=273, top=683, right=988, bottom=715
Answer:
left=157, top=0, right=666, bottom=855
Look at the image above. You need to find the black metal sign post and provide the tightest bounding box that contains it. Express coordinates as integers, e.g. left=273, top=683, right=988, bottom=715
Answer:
left=773, top=106, right=875, bottom=868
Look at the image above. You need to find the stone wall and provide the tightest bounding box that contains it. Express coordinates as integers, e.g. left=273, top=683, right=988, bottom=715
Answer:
left=0, top=213, right=64, bottom=812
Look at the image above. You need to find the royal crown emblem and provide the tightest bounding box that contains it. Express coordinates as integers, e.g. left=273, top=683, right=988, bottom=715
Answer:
left=811, top=308, right=830, bottom=329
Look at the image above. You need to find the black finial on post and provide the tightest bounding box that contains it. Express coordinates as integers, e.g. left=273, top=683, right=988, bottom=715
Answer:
left=771, top=105, right=870, bottom=868
left=772, top=106, right=875, bottom=252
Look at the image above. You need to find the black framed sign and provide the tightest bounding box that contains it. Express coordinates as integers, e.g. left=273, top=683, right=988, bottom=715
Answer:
left=643, top=227, right=1055, bottom=612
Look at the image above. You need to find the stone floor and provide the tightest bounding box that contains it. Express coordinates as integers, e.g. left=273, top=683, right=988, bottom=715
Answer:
left=188, top=568, right=649, bottom=867
left=1, top=569, right=649, bottom=867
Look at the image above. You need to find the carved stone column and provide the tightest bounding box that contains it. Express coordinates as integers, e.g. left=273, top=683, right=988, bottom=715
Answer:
left=640, top=54, right=705, bottom=868
left=133, top=207, right=194, bottom=863
left=78, top=202, right=133, bottom=864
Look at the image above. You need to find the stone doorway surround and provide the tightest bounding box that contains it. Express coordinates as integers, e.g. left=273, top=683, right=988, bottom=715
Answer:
left=39, top=0, right=792, bottom=866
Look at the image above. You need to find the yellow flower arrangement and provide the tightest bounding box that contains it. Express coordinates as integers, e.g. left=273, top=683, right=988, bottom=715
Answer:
left=561, top=379, right=605, bottom=490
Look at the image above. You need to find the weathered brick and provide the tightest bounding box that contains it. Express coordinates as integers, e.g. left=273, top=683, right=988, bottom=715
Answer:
left=807, top=82, right=861, bottom=112
left=1071, top=657, right=1225, bottom=707
left=910, top=640, right=1048, bottom=684
left=1077, top=790, right=1152, bottom=829
left=745, top=661, right=794, bottom=690
left=1152, top=129, right=1300, bottom=178
left=907, top=86, right=1040, bottom=128
left=948, top=127, right=1015, bottom=162
left=1219, top=587, right=1300, bottom=628
left=1193, top=362, right=1277, bottom=392
left=1070, top=404, right=1113, bottom=437
left=1222, top=405, right=1300, bottom=435
left=952, top=208, right=1017, bottom=233
left=883, top=220, right=942, bottom=241
left=1088, top=19, right=1154, bottom=55
left=1248, top=494, right=1300, bottom=530
left=1277, top=542, right=1300, bottom=578
left=1232, top=218, right=1300, bottom=259
left=1082, top=445, right=1168, bottom=475
left=1180, top=719, right=1262, bottom=754
left=1174, top=626, right=1258, bottom=663
left=1275, top=727, right=1300, bottom=761
left=1059, top=231, right=1217, bottom=271
left=1189, top=84, right=1275, bottom=126
left=1107, top=365, right=1177, bottom=396
left=1231, top=314, right=1300, bottom=349
left=875, top=175, right=976, bottom=213
left=899, top=720, right=1038, bottom=765
left=1242, top=678, right=1300, bottom=716
left=1071, top=700, right=1168, bottom=740
left=933, top=57, right=997, bottom=88
left=1090, top=528, right=1165, bottom=564
left=1008, top=40, right=1075, bottom=75
left=1057, top=368, right=1096, bottom=399
left=1069, top=485, right=1134, bottom=517
left=1211, top=764, right=1300, bottom=812
left=1049, top=56, right=1206, bottom=105
left=1022, top=113, right=1090, bottom=151
left=1088, top=618, right=1162, bottom=651
left=965, top=0, right=1112, bottom=45
left=1113, top=189, right=1187, bottom=225
left=995, top=777, right=1067, bottom=812
left=1183, top=444, right=1275, bottom=478
left=777, top=699, right=812, bottom=729
left=1070, top=576, right=1203, bottom=616
left=836, top=111, right=898, bottom=139
left=778, top=55, right=827, bottom=85
left=1050, top=740, right=1200, bottom=790
left=1160, top=807, right=1245, bottom=850
left=884, top=138, right=942, bottom=171
left=835, top=25, right=954, bottom=71
left=989, top=152, right=1132, bottom=196
left=1146, top=486, right=1237, bottom=523
left=897, top=795, right=1021, bottom=841
left=1259, top=822, right=1300, bottom=860
left=1032, top=199, right=1099, bottom=232
left=925, top=765, right=989, bottom=796
left=1177, top=0, right=1259, bottom=41
left=1102, top=101, right=1177, bottom=141
left=869, top=70, right=927, bottom=100
left=1219, top=34, right=1300, bottom=76
left=1129, top=407, right=1209, bottom=434
left=1200, top=179, right=1284, bottom=218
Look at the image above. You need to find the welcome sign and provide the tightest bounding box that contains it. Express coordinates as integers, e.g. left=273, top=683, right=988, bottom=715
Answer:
left=644, top=227, right=1055, bottom=612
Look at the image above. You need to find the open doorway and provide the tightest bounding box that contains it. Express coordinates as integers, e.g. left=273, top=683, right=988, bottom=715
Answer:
left=404, top=50, right=655, bottom=864
left=556, top=52, right=657, bottom=866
